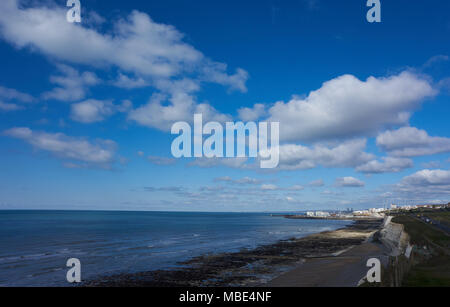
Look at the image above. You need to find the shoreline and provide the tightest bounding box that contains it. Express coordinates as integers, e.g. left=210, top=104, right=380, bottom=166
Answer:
left=277, top=214, right=383, bottom=221
left=83, top=218, right=383, bottom=287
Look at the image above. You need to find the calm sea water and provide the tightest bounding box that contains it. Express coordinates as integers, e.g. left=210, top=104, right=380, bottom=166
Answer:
left=0, top=210, right=351, bottom=286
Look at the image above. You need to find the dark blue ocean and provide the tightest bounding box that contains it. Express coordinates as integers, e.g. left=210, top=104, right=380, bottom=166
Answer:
left=0, top=210, right=351, bottom=286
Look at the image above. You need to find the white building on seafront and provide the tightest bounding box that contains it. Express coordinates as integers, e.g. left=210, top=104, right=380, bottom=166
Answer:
left=306, top=211, right=330, bottom=217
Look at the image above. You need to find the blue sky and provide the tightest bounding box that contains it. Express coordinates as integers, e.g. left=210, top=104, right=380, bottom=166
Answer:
left=0, top=0, right=449, bottom=212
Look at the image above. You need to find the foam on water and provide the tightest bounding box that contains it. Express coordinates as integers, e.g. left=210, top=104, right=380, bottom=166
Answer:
left=0, top=210, right=351, bottom=286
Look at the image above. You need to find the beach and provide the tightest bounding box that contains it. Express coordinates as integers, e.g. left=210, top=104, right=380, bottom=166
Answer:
left=83, top=218, right=384, bottom=287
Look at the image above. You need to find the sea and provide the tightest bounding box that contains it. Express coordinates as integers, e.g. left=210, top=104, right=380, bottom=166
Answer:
left=0, top=210, right=352, bottom=286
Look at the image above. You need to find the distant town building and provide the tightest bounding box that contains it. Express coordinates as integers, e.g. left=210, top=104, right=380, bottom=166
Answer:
left=306, top=211, right=330, bottom=217
left=353, top=210, right=370, bottom=216
left=315, top=211, right=330, bottom=217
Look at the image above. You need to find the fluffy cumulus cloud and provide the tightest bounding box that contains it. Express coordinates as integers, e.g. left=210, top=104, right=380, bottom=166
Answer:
left=400, top=169, right=450, bottom=186
left=0, top=0, right=248, bottom=129
left=276, top=139, right=374, bottom=170
left=356, top=157, right=413, bottom=174
left=187, top=139, right=373, bottom=172
left=71, top=99, right=115, bottom=123
left=113, top=73, right=149, bottom=89
left=70, top=99, right=131, bottom=123
left=376, top=127, right=450, bottom=157
left=3, top=127, right=117, bottom=168
left=0, top=0, right=247, bottom=88
left=128, top=81, right=231, bottom=131
left=334, top=177, right=365, bottom=187
left=238, top=104, right=267, bottom=121
left=394, top=169, right=450, bottom=198
left=201, top=63, right=249, bottom=93
left=0, top=2, right=220, bottom=79
left=42, top=64, right=100, bottom=102
left=267, top=72, right=435, bottom=142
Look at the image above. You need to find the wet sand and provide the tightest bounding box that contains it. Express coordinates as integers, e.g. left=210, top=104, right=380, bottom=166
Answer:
left=83, top=218, right=383, bottom=287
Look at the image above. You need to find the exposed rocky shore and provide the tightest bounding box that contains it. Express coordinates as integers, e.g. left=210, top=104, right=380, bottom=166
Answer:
left=83, top=218, right=383, bottom=287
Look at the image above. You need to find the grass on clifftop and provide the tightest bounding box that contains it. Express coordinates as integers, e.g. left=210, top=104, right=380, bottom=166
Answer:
left=392, top=215, right=450, bottom=248
left=402, top=255, right=450, bottom=287
left=392, top=214, right=450, bottom=286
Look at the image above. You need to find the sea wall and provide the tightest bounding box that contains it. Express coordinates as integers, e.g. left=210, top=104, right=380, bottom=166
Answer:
left=379, top=216, right=411, bottom=256
left=378, top=216, right=414, bottom=286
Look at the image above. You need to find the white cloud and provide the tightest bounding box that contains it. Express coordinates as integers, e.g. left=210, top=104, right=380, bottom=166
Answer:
left=321, top=190, right=341, bottom=196
left=377, top=127, right=450, bottom=157
left=0, top=1, right=247, bottom=89
left=70, top=99, right=132, bottom=123
left=400, top=169, right=450, bottom=187
left=234, top=177, right=261, bottom=184
left=0, top=101, right=23, bottom=111
left=309, top=179, right=324, bottom=187
left=334, top=177, right=365, bottom=188
left=113, top=73, right=148, bottom=89
left=187, top=139, right=372, bottom=172
left=201, top=64, right=248, bottom=93
left=261, top=184, right=278, bottom=191
left=3, top=127, right=117, bottom=168
left=0, top=85, right=34, bottom=103
left=392, top=169, right=450, bottom=201
left=267, top=72, right=435, bottom=142
left=276, top=139, right=374, bottom=170
left=128, top=83, right=230, bottom=131
left=289, top=185, right=305, bottom=191
left=42, top=64, right=100, bottom=102
left=238, top=103, right=267, bottom=121
left=70, top=99, right=113, bottom=123
left=188, top=157, right=249, bottom=169
left=214, top=176, right=232, bottom=182
left=128, top=92, right=192, bottom=131
left=0, top=85, right=35, bottom=111
left=84, top=11, right=106, bottom=27
left=421, top=161, right=441, bottom=169
left=438, top=77, right=450, bottom=94
left=214, top=176, right=261, bottom=185
left=147, top=156, right=176, bottom=166
left=117, top=100, right=133, bottom=113
left=335, top=177, right=365, bottom=187
left=356, top=157, right=413, bottom=174
left=0, top=1, right=248, bottom=131
left=423, top=55, right=449, bottom=68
